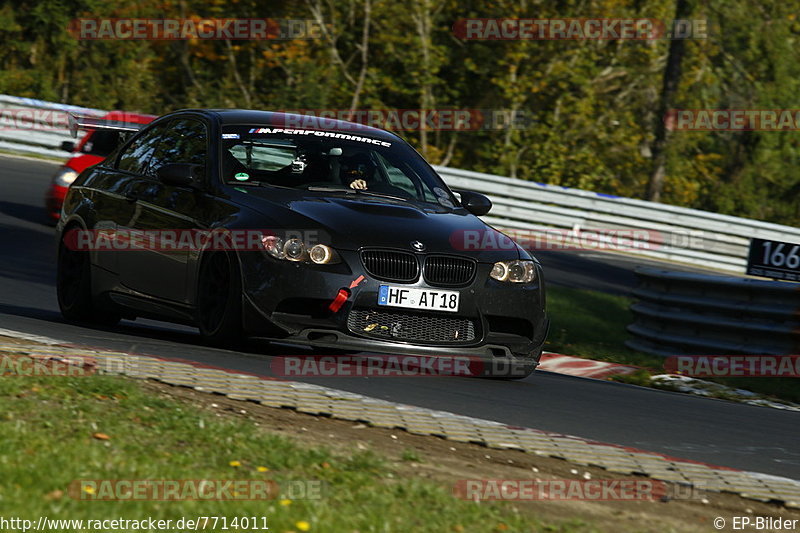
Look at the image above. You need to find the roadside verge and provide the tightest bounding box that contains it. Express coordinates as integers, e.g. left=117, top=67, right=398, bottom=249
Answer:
left=1, top=334, right=798, bottom=510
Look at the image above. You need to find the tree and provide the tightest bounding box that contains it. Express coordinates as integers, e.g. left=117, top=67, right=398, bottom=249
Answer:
left=646, top=0, right=693, bottom=202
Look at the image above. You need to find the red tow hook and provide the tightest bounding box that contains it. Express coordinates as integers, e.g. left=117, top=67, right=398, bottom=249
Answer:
left=329, top=276, right=365, bottom=313
left=328, top=288, right=351, bottom=313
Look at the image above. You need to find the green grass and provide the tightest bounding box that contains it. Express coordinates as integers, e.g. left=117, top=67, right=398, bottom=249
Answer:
left=400, top=448, right=423, bottom=463
left=545, top=285, right=800, bottom=403
left=544, top=286, right=664, bottom=369
left=0, top=373, right=591, bottom=533
left=710, top=377, right=800, bottom=403
left=0, top=148, right=64, bottom=162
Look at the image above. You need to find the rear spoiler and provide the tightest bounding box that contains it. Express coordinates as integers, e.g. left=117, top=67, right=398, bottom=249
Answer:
left=68, top=113, right=148, bottom=138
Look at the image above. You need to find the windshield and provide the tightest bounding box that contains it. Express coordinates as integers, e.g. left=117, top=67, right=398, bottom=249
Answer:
left=220, top=125, right=458, bottom=207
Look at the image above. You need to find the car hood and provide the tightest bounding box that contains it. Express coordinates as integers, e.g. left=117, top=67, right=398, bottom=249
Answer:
left=230, top=188, right=522, bottom=262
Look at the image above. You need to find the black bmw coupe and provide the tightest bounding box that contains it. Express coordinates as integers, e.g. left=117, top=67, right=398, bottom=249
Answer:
left=56, top=110, right=548, bottom=377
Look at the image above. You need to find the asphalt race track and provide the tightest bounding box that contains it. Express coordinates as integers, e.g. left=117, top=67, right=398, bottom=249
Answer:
left=1, top=154, right=797, bottom=479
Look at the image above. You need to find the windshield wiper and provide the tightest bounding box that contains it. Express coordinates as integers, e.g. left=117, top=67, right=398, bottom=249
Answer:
left=305, top=185, right=410, bottom=202
left=349, top=190, right=409, bottom=202
left=305, top=186, right=356, bottom=193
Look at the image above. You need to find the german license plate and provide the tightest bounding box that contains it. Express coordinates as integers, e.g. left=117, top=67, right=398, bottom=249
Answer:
left=377, top=285, right=460, bottom=313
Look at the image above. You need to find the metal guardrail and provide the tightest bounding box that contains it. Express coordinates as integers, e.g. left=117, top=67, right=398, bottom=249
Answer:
left=435, top=166, right=800, bottom=273
left=2, top=93, right=800, bottom=273
left=0, top=95, right=103, bottom=158
left=626, top=267, right=800, bottom=356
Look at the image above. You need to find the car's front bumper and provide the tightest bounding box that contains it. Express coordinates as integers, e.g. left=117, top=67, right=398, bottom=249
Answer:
left=239, top=249, right=548, bottom=363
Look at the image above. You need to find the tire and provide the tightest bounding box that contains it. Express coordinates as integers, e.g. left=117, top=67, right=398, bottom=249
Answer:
left=57, top=231, right=120, bottom=326
left=196, top=252, right=243, bottom=345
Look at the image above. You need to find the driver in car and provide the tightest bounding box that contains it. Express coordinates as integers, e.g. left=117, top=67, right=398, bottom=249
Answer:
left=343, top=153, right=375, bottom=190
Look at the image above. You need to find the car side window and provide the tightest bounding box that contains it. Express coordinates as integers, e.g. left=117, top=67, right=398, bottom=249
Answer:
left=116, top=123, right=168, bottom=175
left=149, top=118, right=209, bottom=181
left=375, top=152, right=438, bottom=202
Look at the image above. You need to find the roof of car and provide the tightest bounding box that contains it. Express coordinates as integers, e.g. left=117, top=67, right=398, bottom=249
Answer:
left=174, top=109, right=403, bottom=142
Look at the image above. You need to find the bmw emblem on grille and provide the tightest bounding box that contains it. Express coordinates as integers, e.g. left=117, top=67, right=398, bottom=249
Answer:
left=411, top=241, right=426, bottom=252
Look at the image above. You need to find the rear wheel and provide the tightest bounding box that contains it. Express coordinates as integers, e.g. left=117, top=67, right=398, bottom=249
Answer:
left=197, top=252, right=243, bottom=345
left=57, top=231, right=120, bottom=326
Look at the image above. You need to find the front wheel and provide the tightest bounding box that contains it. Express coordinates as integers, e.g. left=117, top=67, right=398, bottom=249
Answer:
left=57, top=232, right=120, bottom=326
left=196, top=252, right=243, bottom=346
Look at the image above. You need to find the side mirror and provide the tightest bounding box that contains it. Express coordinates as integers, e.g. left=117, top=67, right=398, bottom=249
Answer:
left=456, top=190, right=492, bottom=216
left=156, top=163, right=201, bottom=188
left=60, top=140, right=76, bottom=153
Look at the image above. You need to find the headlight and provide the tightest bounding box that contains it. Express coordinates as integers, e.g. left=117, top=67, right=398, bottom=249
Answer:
left=309, top=244, right=336, bottom=264
left=490, top=262, right=509, bottom=281
left=53, top=168, right=78, bottom=187
left=260, top=236, right=340, bottom=264
left=283, top=238, right=307, bottom=261
left=261, top=236, right=285, bottom=259
left=490, top=260, right=537, bottom=283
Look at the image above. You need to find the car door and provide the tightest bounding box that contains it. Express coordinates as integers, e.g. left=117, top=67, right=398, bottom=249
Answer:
left=117, top=117, right=210, bottom=303
left=92, top=121, right=171, bottom=277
